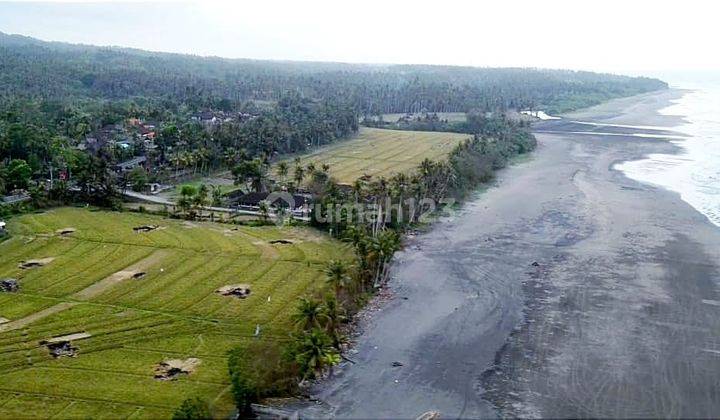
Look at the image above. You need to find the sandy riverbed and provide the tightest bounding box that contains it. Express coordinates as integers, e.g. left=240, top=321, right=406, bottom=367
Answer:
left=302, top=89, right=720, bottom=418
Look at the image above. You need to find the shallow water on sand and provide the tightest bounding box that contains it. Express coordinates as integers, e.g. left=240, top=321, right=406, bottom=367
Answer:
left=615, top=81, right=720, bottom=227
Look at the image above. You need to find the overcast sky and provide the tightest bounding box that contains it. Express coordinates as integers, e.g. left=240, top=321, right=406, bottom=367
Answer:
left=1, top=0, right=718, bottom=76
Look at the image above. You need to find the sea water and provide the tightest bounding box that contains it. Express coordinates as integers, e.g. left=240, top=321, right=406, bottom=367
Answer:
left=615, top=77, right=720, bottom=227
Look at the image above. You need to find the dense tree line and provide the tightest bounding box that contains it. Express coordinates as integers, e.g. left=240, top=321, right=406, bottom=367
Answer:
left=0, top=32, right=666, bottom=115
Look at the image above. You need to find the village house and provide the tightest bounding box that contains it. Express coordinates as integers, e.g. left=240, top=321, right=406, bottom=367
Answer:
left=114, top=156, right=147, bottom=173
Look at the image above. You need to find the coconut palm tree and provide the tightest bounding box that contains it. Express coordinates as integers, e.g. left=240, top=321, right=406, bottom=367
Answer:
left=324, top=260, right=350, bottom=298
left=293, top=166, right=305, bottom=188
left=277, top=161, right=289, bottom=183
left=292, top=328, right=340, bottom=379
left=292, top=297, right=324, bottom=330
left=321, top=294, right=346, bottom=349
left=306, top=162, right=316, bottom=175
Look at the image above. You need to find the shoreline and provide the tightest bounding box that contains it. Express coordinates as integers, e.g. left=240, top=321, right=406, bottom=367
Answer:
left=300, top=88, right=720, bottom=418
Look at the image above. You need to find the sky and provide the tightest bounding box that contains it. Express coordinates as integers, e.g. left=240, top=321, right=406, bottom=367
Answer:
left=0, top=0, right=719, bottom=76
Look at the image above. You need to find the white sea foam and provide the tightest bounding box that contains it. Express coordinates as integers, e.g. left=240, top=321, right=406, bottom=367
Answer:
left=537, top=130, right=688, bottom=140
left=614, top=83, right=720, bottom=227
left=569, top=120, right=674, bottom=131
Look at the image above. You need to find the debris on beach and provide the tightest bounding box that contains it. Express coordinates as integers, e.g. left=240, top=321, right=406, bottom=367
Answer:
left=154, top=358, right=201, bottom=381
left=19, top=257, right=55, bottom=269
left=269, top=239, right=294, bottom=245
left=216, top=284, right=252, bottom=299
left=0, top=279, right=19, bottom=292
left=416, top=410, right=441, bottom=420
left=56, top=227, right=76, bottom=236
left=133, top=225, right=159, bottom=232
left=40, top=332, right=91, bottom=358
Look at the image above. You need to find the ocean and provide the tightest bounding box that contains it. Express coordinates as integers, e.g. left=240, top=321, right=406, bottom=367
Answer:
left=615, top=76, right=720, bottom=227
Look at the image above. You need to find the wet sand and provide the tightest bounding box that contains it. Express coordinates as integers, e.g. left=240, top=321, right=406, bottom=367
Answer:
left=305, top=89, right=720, bottom=418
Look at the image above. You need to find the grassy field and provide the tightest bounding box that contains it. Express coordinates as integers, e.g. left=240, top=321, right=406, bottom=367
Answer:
left=156, top=172, right=239, bottom=202
left=0, top=208, right=352, bottom=419
left=277, top=127, right=471, bottom=184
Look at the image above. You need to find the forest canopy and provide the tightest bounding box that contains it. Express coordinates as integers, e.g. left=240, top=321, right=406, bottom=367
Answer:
left=0, top=31, right=666, bottom=115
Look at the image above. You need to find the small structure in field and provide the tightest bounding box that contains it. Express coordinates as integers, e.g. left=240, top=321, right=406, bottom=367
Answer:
left=133, top=224, right=159, bottom=232
left=216, top=284, right=252, bottom=299
left=56, top=227, right=76, bottom=236
left=19, top=257, right=55, bottom=269
left=154, top=358, right=201, bottom=380
left=0, top=279, right=18, bottom=292
left=40, top=332, right=92, bottom=358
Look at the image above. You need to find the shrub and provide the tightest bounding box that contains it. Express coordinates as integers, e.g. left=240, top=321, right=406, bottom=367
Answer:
left=172, top=397, right=211, bottom=420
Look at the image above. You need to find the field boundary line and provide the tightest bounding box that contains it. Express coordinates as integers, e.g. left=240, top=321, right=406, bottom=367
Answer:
left=32, top=365, right=229, bottom=386
left=0, top=388, right=175, bottom=410
left=0, top=302, right=79, bottom=333
left=72, top=250, right=172, bottom=300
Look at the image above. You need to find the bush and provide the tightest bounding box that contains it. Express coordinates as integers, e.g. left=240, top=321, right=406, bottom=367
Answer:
left=229, top=371, right=257, bottom=414
left=227, top=341, right=298, bottom=413
left=172, top=397, right=211, bottom=420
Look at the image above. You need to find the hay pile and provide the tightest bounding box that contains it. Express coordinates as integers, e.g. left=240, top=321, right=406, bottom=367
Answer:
left=269, top=239, right=294, bottom=245
left=133, top=225, right=159, bottom=232
left=19, top=257, right=55, bottom=269
left=154, top=358, right=201, bottom=380
left=216, top=284, right=251, bottom=299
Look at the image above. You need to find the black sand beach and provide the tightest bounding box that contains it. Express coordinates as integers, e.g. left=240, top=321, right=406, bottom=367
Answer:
left=304, top=89, right=720, bottom=418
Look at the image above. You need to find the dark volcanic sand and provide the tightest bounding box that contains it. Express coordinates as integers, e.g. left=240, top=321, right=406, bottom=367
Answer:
left=303, top=89, right=720, bottom=418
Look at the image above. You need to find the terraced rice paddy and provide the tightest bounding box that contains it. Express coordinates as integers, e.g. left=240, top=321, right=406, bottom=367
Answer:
left=0, top=208, right=352, bottom=419
left=277, top=127, right=471, bottom=184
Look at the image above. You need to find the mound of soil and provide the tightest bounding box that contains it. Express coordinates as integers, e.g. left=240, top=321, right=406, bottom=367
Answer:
left=0, top=317, right=10, bottom=325
left=0, top=279, right=19, bottom=292
left=133, top=225, right=159, bottom=232
left=154, top=358, right=201, bottom=381
left=19, top=257, right=55, bottom=269
left=216, top=284, right=251, bottom=299
left=269, top=239, right=294, bottom=244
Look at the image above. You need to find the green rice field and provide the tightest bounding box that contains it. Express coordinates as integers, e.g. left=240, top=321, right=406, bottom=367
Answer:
left=277, top=127, right=471, bottom=184
left=0, top=208, right=352, bottom=419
